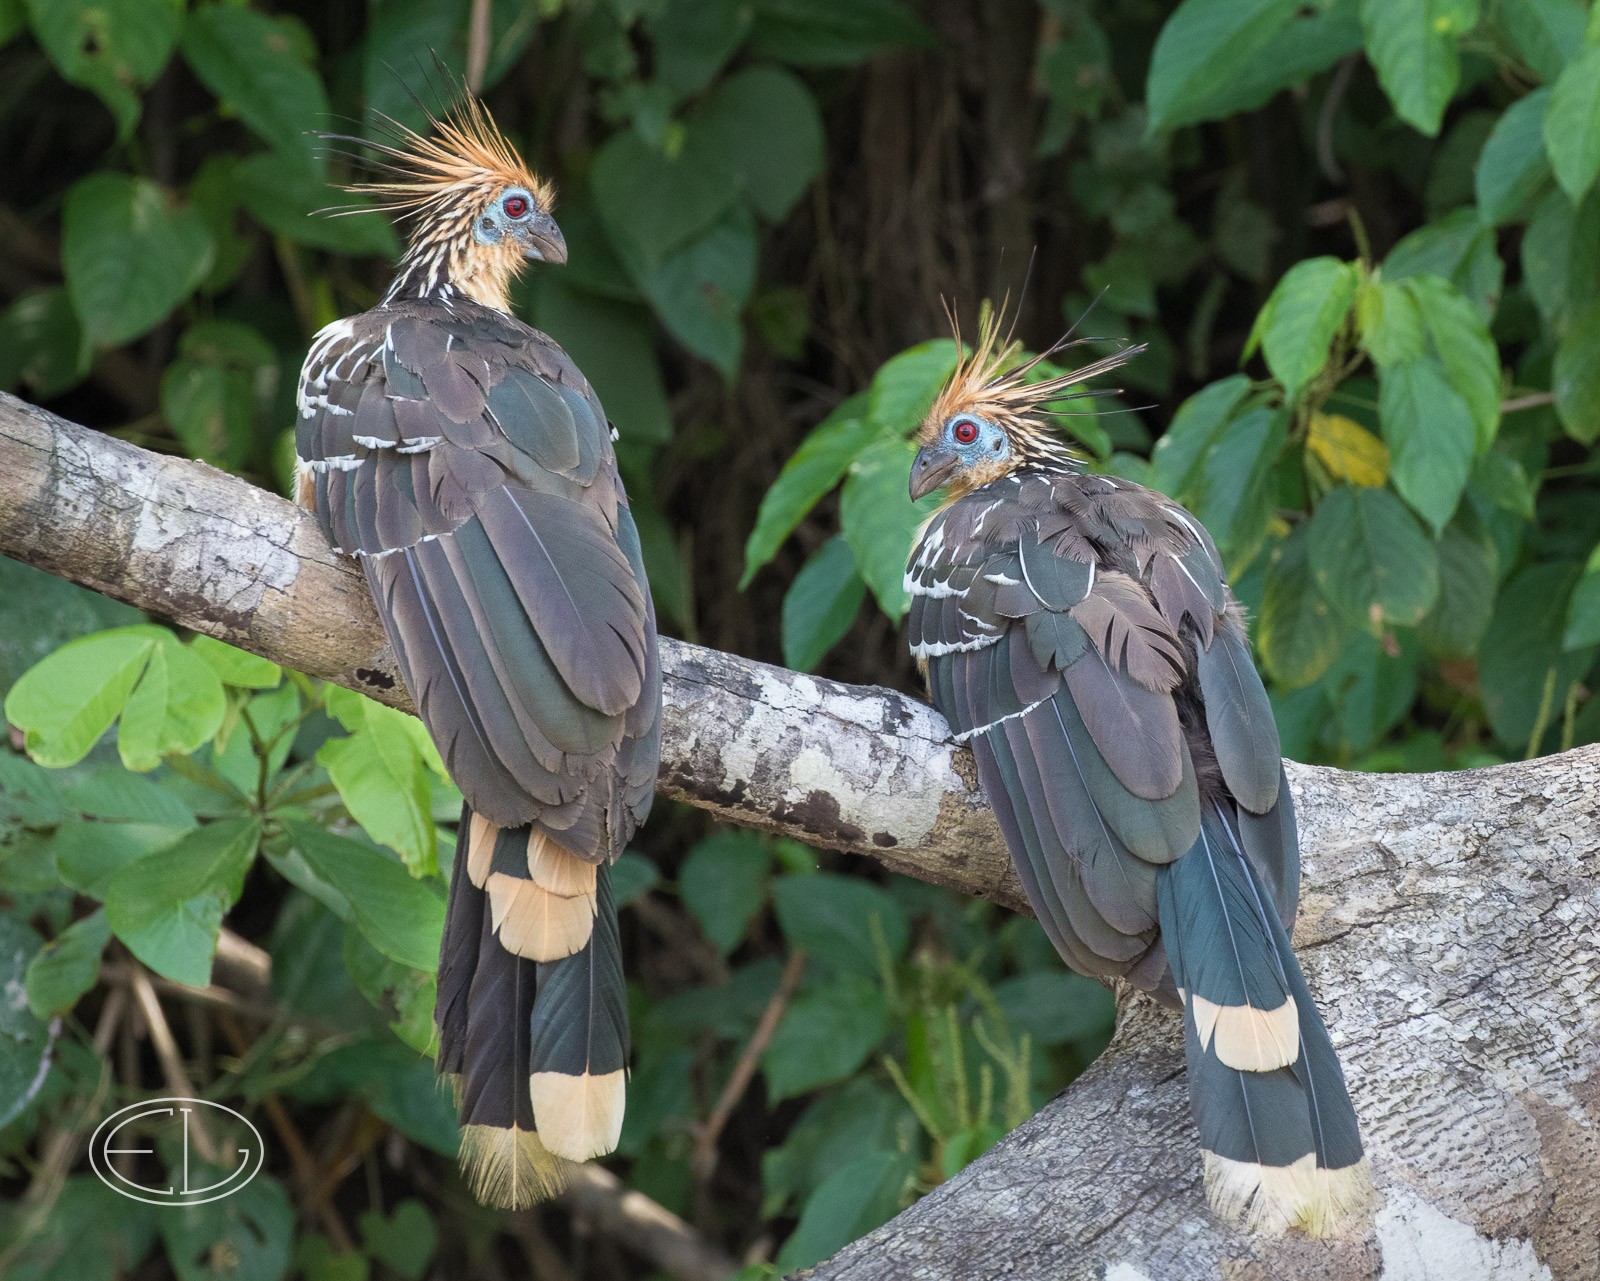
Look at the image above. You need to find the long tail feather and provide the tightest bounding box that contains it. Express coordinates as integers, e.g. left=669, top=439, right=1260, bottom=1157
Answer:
left=528, top=860, right=629, bottom=1161
left=1161, top=806, right=1370, bottom=1236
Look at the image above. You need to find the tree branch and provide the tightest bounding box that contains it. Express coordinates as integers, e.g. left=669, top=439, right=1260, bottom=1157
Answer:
left=3, top=392, right=1597, bottom=1280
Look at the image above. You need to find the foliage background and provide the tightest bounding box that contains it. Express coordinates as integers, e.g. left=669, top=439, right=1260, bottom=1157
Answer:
left=1, top=0, right=1598, bottom=1277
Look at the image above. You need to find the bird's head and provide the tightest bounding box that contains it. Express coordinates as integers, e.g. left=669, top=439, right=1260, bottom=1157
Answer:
left=909, top=303, right=1144, bottom=503
left=326, top=95, right=565, bottom=312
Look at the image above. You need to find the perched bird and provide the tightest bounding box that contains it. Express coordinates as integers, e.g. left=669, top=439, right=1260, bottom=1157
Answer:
left=904, top=307, right=1371, bottom=1235
left=294, top=96, right=660, bottom=1209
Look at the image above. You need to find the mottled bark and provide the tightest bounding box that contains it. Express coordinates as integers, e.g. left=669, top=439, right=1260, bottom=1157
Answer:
left=2, top=393, right=1597, bottom=1280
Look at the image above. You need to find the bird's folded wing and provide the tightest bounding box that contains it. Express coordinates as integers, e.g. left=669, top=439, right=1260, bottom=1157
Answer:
left=297, top=312, right=659, bottom=849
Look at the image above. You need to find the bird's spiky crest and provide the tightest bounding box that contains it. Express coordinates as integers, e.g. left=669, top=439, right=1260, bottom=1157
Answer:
left=922, top=298, right=1145, bottom=467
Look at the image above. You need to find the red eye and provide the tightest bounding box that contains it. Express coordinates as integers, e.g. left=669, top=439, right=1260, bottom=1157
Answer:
left=503, top=195, right=529, bottom=218
left=952, top=418, right=979, bottom=444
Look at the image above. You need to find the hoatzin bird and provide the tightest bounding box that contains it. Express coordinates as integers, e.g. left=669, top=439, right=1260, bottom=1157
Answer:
left=294, top=97, right=660, bottom=1208
left=905, top=310, right=1371, bottom=1235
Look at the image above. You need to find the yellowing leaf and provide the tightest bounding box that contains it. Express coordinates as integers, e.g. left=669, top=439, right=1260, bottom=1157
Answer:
left=1307, top=413, right=1389, bottom=487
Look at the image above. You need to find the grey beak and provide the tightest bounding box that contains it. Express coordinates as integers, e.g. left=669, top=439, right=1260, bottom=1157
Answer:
left=909, top=446, right=959, bottom=501
left=524, top=212, right=568, bottom=265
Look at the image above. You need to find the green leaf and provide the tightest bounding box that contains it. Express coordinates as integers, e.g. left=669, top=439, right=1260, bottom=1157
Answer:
left=1249, top=257, right=1358, bottom=399
left=25, top=0, right=181, bottom=138
left=650, top=0, right=750, bottom=96
left=741, top=398, right=878, bottom=586
left=690, top=66, right=824, bottom=222
left=116, top=640, right=227, bottom=772
left=105, top=817, right=260, bottom=985
left=189, top=637, right=281, bottom=690
left=679, top=831, right=770, bottom=953
left=318, top=703, right=438, bottom=877
left=1384, top=208, right=1504, bottom=317
left=866, top=339, right=961, bottom=432
left=1150, top=374, right=1253, bottom=496
left=1554, top=297, right=1600, bottom=443
left=1501, top=0, right=1588, bottom=81
left=1360, top=0, right=1480, bottom=136
left=1378, top=358, right=1475, bottom=533
left=358, top=1201, right=438, bottom=1281
left=774, top=1149, right=911, bottom=1271
left=773, top=873, right=908, bottom=978
left=593, top=129, right=740, bottom=269
left=0, top=913, right=49, bottom=1130
left=362, top=0, right=467, bottom=139
left=5, top=626, right=165, bottom=767
left=839, top=435, right=940, bottom=619
left=53, top=821, right=189, bottom=900
left=160, top=320, right=275, bottom=468
left=233, top=153, right=397, bottom=255
left=0, top=752, right=65, bottom=832
left=748, top=0, right=928, bottom=67
left=181, top=6, right=328, bottom=166
left=630, top=205, right=757, bottom=376
left=783, top=536, right=867, bottom=672
left=59, top=766, right=196, bottom=825
left=992, top=968, right=1116, bottom=1048
left=25, top=909, right=109, bottom=1019
left=1564, top=546, right=1600, bottom=650
left=284, top=820, right=444, bottom=972
left=1188, top=405, right=1287, bottom=573
left=1418, top=520, right=1498, bottom=656
left=1474, top=88, right=1552, bottom=224
left=763, top=974, right=888, bottom=1100
left=1145, top=0, right=1301, bottom=131
left=290, top=1039, right=459, bottom=1154
left=611, top=852, right=659, bottom=908
left=160, top=1174, right=294, bottom=1281
left=760, top=1078, right=911, bottom=1216
left=1406, top=275, right=1502, bottom=449
left=1306, top=485, right=1440, bottom=629
left=0, top=1176, right=157, bottom=1280
left=1356, top=279, right=1425, bottom=366
left=0, top=288, right=91, bottom=397
left=61, top=174, right=212, bottom=347
left=1479, top=562, right=1597, bottom=748
left=1259, top=526, right=1347, bottom=688
left=1545, top=45, right=1600, bottom=202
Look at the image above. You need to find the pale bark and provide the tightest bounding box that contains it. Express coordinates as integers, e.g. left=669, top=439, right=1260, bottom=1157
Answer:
left=2, top=393, right=1597, bottom=1281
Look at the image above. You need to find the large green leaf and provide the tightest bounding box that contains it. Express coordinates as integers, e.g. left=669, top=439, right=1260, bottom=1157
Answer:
left=1149, top=374, right=1253, bottom=496
left=992, top=968, right=1116, bottom=1048
left=592, top=129, right=740, bottom=269
left=763, top=974, right=888, bottom=1100
left=741, top=397, right=878, bottom=585
left=318, top=695, right=439, bottom=878
left=160, top=1174, right=294, bottom=1281
left=283, top=820, right=444, bottom=973
left=0, top=913, right=50, bottom=1131
left=748, top=0, right=929, bottom=67
left=160, top=320, right=276, bottom=468
left=1306, top=485, right=1440, bottom=628
left=1554, top=297, right=1600, bottom=443
left=839, top=435, right=941, bottom=619
left=0, top=558, right=140, bottom=697
left=1564, top=545, right=1600, bottom=650
left=1355, top=279, right=1425, bottom=366
left=1258, top=526, right=1346, bottom=688
left=678, top=830, right=770, bottom=953
left=52, top=821, right=190, bottom=900
left=1407, top=274, right=1502, bottom=450
left=181, top=6, right=328, bottom=167
left=690, top=66, right=824, bottom=222
left=0, top=1176, right=156, bottom=1280
left=1501, top=0, right=1588, bottom=81
left=1384, top=208, right=1504, bottom=317
left=116, top=640, right=227, bottom=772
left=1145, top=0, right=1302, bottom=131
left=5, top=626, right=165, bottom=767
left=774, top=1149, right=912, bottom=1272
left=782, top=536, right=867, bottom=672
left=233, top=153, right=396, bottom=255
left=61, top=174, right=213, bottom=347
left=1248, top=257, right=1358, bottom=399
left=1360, top=0, right=1480, bottom=137
left=1474, top=88, right=1552, bottom=225
left=0, top=288, right=91, bottom=398
left=867, top=339, right=961, bottom=432
left=104, top=816, right=261, bottom=985
left=1379, top=357, right=1475, bottom=533
left=1187, top=404, right=1287, bottom=573
left=1479, top=561, right=1597, bottom=748
left=1544, top=45, right=1600, bottom=202
left=1418, top=520, right=1498, bottom=657
left=772, top=873, right=909, bottom=978
left=631, top=205, right=758, bottom=376
left=362, top=0, right=467, bottom=139
left=25, top=0, right=181, bottom=138
left=24, top=908, right=109, bottom=1019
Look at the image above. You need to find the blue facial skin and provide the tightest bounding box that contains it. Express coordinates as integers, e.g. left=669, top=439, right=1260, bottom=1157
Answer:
left=909, top=414, right=1010, bottom=500
left=474, top=187, right=568, bottom=263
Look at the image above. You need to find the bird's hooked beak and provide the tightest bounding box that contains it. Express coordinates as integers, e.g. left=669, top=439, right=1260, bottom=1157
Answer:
left=521, top=210, right=568, bottom=265
left=909, top=444, right=960, bottom=501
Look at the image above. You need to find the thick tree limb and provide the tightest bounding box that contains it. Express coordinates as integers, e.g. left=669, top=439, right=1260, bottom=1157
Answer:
left=2, top=393, right=1596, bottom=1280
